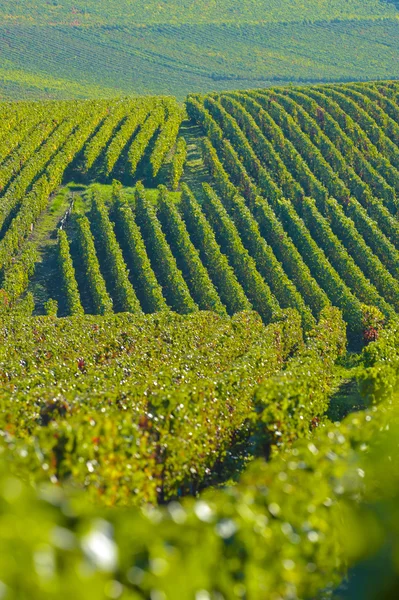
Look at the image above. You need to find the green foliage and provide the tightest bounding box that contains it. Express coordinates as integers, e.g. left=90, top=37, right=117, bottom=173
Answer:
left=0, top=312, right=399, bottom=599
left=0, top=2, right=398, bottom=100
left=128, top=106, right=165, bottom=176
left=134, top=182, right=197, bottom=314
left=44, top=298, right=58, bottom=317
left=0, top=309, right=302, bottom=505
left=252, top=195, right=331, bottom=317
left=171, top=137, right=187, bottom=190
left=83, top=100, right=129, bottom=171
left=57, top=229, right=84, bottom=316
left=189, top=83, right=399, bottom=341
left=74, top=214, right=114, bottom=315
left=225, top=192, right=316, bottom=330
left=150, top=102, right=185, bottom=178
left=259, top=88, right=399, bottom=247
left=361, top=303, right=385, bottom=344
left=297, top=87, right=399, bottom=211
left=105, top=102, right=151, bottom=176
left=201, top=183, right=281, bottom=323
left=0, top=177, right=50, bottom=271
left=358, top=317, right=399, bottom=403
left=253, top=306, right=346, bottom=454
left=2, top=243, right=38, bottom=304
left=3, top=1, right=395, bottom=26
left=300, top=197, right=394, bottom=320
left=157, top=185, right=226, bottom=315
left=179, top=184, right=252, bottom=315
left=1, top=81, right=399, bottom=336
left=0, top=77, right=398, bottom=600
left=111, top=188, right=167, bottom=313
left=89, top=192, right=141, bottom=313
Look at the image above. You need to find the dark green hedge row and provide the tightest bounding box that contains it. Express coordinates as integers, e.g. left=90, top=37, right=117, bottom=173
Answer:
left=218, top=93, right=399, bottom=315
left=226, top=193, right=316, bottom=330
left=201, top=183, right=280, bottom=324
left=0, top=102, right=109, bottom=280
left=190, top=99, right=332, bottom=321
left=179, top=183, right=251, bottom=315
left=111, top=185, right=167, bottom=313
left=134, top=182, right=197, bottom=313
left=300, top=87, right=399, bottom=202
left=157, top=185, right=226, bottom=315
left=105, top=101, right=151, bottom=175
left=327, top=85, right=399, bottom=172
left=128, top=105, right=165, bottom=176
left=190, top=95, right=371, bottom=335
left=359, top=81, right=399, bottom=125
left=204, top=95, right=283, bottom=203
left=300, top=197, right=395, bottom=319
left=74, top=214, right=113, bottom=315
left=277, top=198, right=364, bottom=337
left=199, top=139, right=315, bottom=329
left=0, top=103, right=45, bottom=165
left=150, top=100, right=185, bottom=178
left=83, top=99, right=128, bottom=171
left=259, top=89, right=399, bottom=248
left=0, top=108, right=60, bottom=194
left=2, top=242, right=38, bottom=303
left=202, top=95, right=395, bottom=331
left=89, top=191, right=141, bottom=313
left=0, top=176, right=49, bottom=272
left=57, top=229, right=84, bottom=316
left=171, top=136, right=187, bottom=190
left=359, top=318, right=399, bottom=404
left=281, top=88, right=397, bottom=210
left=0, top=101, right=107, bottom=235
left=218, top=93, right=305, bottom=203
left=349, top=82, right=399, bottom=148
left=200, top=136, right=330, bottom=318
left=232, top=91, right=399, bottom=286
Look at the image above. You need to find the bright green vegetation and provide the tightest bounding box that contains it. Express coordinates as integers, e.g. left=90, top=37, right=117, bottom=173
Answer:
left=7, top=83, right=399, bottom=338
left=0, top=1, right=398, bottom=99
left=4, top=81, right=399, bottom=344
left=1, top=78, right=399, bottom=598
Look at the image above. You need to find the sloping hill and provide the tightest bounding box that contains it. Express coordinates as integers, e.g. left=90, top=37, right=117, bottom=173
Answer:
left=3, top=0, right=397, bottom=25
left=1, top=79, right=399, bottom=599
left=0, top=80, right=399, bottom=346
left=0, top=0, right=398, bottom=99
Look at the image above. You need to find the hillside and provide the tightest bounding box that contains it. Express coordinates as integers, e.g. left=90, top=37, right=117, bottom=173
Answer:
left=1, top=79, right=399, bottom=597
left=0, top=0, right=398, bottom=99
left=1, top=80, right=398, bottom=342
left=3, top=0, right=397, bottom=25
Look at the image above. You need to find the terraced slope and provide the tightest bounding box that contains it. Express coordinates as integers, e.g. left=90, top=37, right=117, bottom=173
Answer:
left=0, top=1, right=398, bottom=99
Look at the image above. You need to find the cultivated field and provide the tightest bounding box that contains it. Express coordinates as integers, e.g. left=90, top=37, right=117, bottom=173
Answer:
left=0, top=79, right=399, bottom=598
left=0, top=0, right=398, bottom=98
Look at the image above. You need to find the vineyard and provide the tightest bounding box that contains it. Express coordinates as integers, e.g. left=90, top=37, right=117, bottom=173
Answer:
left=1, top=79, right=399, bottom=598
left=3, top=81, right=399, bottom=343
left=0, top=1, right=398, bottom=99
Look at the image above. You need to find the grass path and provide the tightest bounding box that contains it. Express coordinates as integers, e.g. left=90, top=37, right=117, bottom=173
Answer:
left=27, top=185, right=76, bottom=313
left=180, top=122, right=210, bottom=196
